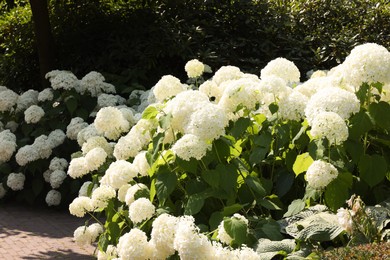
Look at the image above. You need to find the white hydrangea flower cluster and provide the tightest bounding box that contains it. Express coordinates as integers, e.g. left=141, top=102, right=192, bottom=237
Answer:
left=217, top=214, right=249, bottom=245
left=46, top=70, right=79, bottom=91
left=79, top=71, right=116, bottom=97
left=152, top=75, right=187, bottom=102
left=306, top=160, right=339, bottom=189
left=278, top=90, right=308, bottom=121
left=15, top=130, right=66, bottom=166
left=310, top=111, right=349, bottom=145
left=212, top=65, right=244, bottom=86
left=38, top=88, right=54, bottom=102
left=6, top=172, right=25, bottom=191
left=260, top=57, right=301, bottom=84
left=128, top=197, right=156, bottom=224
left=45, top=189, right=61, bottom=206
left=24, top=105, right=45, bottom=124
left=171, top=134, right=211, bottom=161
left=73, top=223, right=103, bottom=246
left=69, top=196, right=94, bottom=217
left=15, top=89, right=39, bottom=112
left=81, top=136, right=113, bottom=156
left=331, top=43, right=390, bottom=89
left=97, top=93, right=126, bottom=109
left=68, top=147, right=107, bottom=178
left=100, top=160, right=138, bottom=190
left=199, top=80, right=222, bottom=103
left=185, top=59, right=205, bottom=78
left=304, top=87, right=360, bottom=125
left=94, top=106, right=131, bottom=140
left=91, top=185, right=116, bottom=209
left=97, top=245, right=118, bottom=260
left=78, top=181, right=98, bottom=197
left=132, top=151, right=150, bottom=177
left=0, top=130, right=17, bottom=163
left=0, top=88, right=19, bottom=112
left=66, top=117, right=89, bottom=140
left=124, top=183, right=149, bottom=206
left=77, top=124, right=101, bottom=147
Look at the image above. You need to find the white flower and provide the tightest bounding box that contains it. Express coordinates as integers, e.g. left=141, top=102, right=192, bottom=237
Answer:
left=46, top=70, right=78, bottom=91
left=150, top=214, right=178, bottom=259
left=100, top=160, right=137, bottom=189
left=173, top=216, right=214, bottom=260
left=305, top=87, right=360, bottom=124
left=38, top=88, right=54, bottom=102
left=91, top=185, right=116, bottom=209
left=47, top=129, right=66, bottom=148
left=212, top=66, right=244, bottom=86
left=77, top=124, right=100, bottom=147
left=87, top=223, right=104, bottom=240
left=185, top=59, right=205, bottom=78
left=15, top=145, right=37, bottom=166
left=278, top=90, right=308, bottom=121
left=306, top=160, right=338, bottom=189
left=73, top=223, right=103, bottom=247
left=97, top=245, right=118, bottom=260
left=81, top=136, right=112, bottom=156
left=124, top=183, right=149, bottom=206
left=6, top=173, right=25, bottom=191
left=78, top=181, right=97, bottom=197
left=0, top=183, right=7, bottom=199
left=294, top=76, right=336, bottom=98
left=152, top=75, right=187, bottom=102
left=5, top=121, right=18, bottom=132
left=129, top=197, right=155, bottom=224
left=0, top=130, right=17, bottom=163
left=79, top=71, right=116, bottom=97
left=0, top=89, right=19, bottom=112
left=118, top=184, right=132, bottom=202
left=260, top=57, right=301, bottom=84
left=68, top=157, right=89, bottom=179
left=16, top=89, right=39, bottom=112
left=94, top=107, right=130, bottom=140
left=235, top=246, right=260, bottom=260
left=337, top=208, right=353, bottom=233
left=132, top=151, right=150, bottom=177
left=310, top=111, right=349, bottom=145
left=50, top=170, right=67, bottom=189
left=45, top=189, right=61, bottom=206
left=97, top=93, right=126, bottom=108
left=66, top=117, right=89, bottom=140
left=171, top=134, right=211, bottom=161
left=117, top=229, right=152, bottom=260
left=49, top=157, right=69, bottom=171
left=199, top=80, right=223, bottom=103
left=85, top=147, right=107, bottom=172
left=69, top=196, right=94, bottom=217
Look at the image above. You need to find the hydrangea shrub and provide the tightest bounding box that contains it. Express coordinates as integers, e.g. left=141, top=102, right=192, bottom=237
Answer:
left=65, top=43, right=389, bottom=258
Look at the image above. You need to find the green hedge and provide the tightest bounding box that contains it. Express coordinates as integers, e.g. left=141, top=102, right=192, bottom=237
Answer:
left=0, top=0, right=389, bottom=92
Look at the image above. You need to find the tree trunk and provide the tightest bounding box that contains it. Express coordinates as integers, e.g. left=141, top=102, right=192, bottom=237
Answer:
left=29, top=0, right=56, bottom=89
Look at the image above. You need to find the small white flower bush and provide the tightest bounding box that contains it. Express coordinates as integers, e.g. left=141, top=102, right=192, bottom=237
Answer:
left=63, top=43, right=389, bottom=259
left=0, top=70, right=137, bottom=206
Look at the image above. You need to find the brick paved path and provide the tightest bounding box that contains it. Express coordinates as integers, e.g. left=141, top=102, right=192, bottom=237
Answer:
left=0, top=203, right=96, bottom=259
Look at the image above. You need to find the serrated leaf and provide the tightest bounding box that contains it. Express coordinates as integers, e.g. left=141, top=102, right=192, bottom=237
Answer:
left=293, top=153, right=313, bottom=176
left=358, top=154, right=387, bottom=187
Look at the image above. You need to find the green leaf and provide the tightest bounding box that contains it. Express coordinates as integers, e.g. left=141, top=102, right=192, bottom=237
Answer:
left=184, top=193, right=205, bottom=215
left=224, top=217, right=248, bottom=245
left=349, top=111, right=374, bottom=140
left=344, top=140, right=364, bottom=164
left=209, top=211, right=224, bottom=230
left=245, top=175, right=266, bottom=198
left=369, top=101, right=390, bottom=130
left=158, top=113, right=172, bottom=129
left=269, top=102, right=279, bottom=114
left=223, top=204, right=244, bottom=216
left=259, top=195, right=282, bottom=210
left=249, top=146, right=268, bottom=165
left=230, top=117, right=251, bottom=139
left=283, top=199, right=305, bottom=217
left=65, top=95, right=77, bottom=114
left=293, top=152, right=313, bottom=176
left=218, top=164, right=238, bottom=194
left=256, top=219, right=284, bottom=241
left=202, top=169, right=220, bottom=188
left=324, top=172, right=353, bottom=211
left=155, top=168, right=177, bottom=204
left=358, top=154, right=387, bottom=187
left=107, top=222, right=120, bottom=239
left=142, top=105, right=159, bottom=119
left=98, top=233, right=109, bottom=252
left=356, top=82, right=370, bottom=104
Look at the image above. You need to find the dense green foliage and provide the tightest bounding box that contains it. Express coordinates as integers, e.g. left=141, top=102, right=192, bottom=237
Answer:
left=0, top=0, right=389, bottom=92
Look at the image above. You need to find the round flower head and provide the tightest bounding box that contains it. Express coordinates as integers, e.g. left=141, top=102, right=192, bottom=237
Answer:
left=185, top=59, right=205, bottom=78
left=0, top=130, right=17, bottom=163
left=49, top=157, right=68, bottom=171
left=334, top=43, right=390, bottom=88
left=85, top=147, right=107, bottom=172
left=94, top=106, right=130, bottom=140
left=66, top=117, right=89, bottom=140
left=118, top=184, right=132, bottom=202
left=16, top=89, right=39, bottom=112
left=152, top=75, right=187, bottom=102
left=50, top=170, right=67, bottom=189
left=15, top=145, right=38, bottom=166
left=310, top=111, right=349, bottom=145
left=97, top=93, right=126, bottom=108
left=171, top=134, right=212, bottom=161
left=278, top=90, right=308, bottom=121
left=45, top=189, right=61, bottom=206
left=294, top=76, right=336, bottom=98
left=117, top=229, right=152, bottom=260
left=128, top=197, right=156, bottom=224
left=100, top=160, right=137, bottom=190
left=258, top=75, right=290, bottom=98
left=261, top=57, right=301, bottom=84
left=212, top=65, right=244, bottom=86
left=79, top=71, right=116, bottom=97
left=47, top=129, right=66, bottom=148
left=38, top=88, right=54, bottom=102
left=7, top=172, right=25, bottom=191
left=150, top=214, right=178, bottom=259
left=24, top=105, right=45, bottom=124
left=306, top=160, right=338, bottom=189
left=91, top=185, right=116, bottom=209
left=305, top=87, right=360, bottom=124
left=132, top=151, right=150, bottom=177
left=77, top=124, right=100, bottom=147
left=73, top=223, right=102, bottom=247
left=184, top=102, right=228, bottom=141
left=81, top=136, right=113, bottom=156
left=0, top=89, right=19, bottom=112
left=69, top=196, right=94, bottom=217
left=67, top=157, right=90, bottom=179
left=46, top=70, right=78, bottom=91
left=97, top=245, right=118, bottom=260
